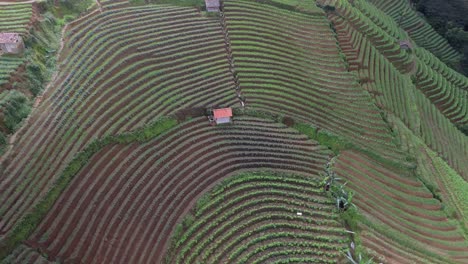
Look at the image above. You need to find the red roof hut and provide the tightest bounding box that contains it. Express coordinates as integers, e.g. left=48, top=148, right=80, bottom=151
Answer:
left=213, top=108, right=232, bottom=124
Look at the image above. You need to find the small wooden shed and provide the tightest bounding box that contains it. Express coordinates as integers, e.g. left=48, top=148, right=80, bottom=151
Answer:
left=213, top=107, right=232, bottom=124
left=0, top=33, right=24, bottom=54
left=399, top=40, right=412, bottom=50
left=205, top=0, right=220, bottom=12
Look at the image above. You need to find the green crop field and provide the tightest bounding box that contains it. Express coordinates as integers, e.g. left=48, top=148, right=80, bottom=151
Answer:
left=0, top=0, right=466, bottom=263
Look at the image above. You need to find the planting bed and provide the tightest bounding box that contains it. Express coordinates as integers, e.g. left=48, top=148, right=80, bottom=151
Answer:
left=0, top=56, right=24, bottom=86
left=0, top=3, right=32, bottom=33
left=367, top=0, right=461, bottom=65
left=0, top=3, right=236, bottom=237
left=25, top=117, right=332, bottom=263
left=329, top=5, right=468, bottom=179
left=1, top=244, right=49, bottom=264
left=0, top=0, right=467, bottom=263
left=166, top=172, right=347, bottom=264
left=0, top=3, right=31, bottom=90
left=334, top=150, right=468, bottom=263
left=224, top=0, right=404, bottom=161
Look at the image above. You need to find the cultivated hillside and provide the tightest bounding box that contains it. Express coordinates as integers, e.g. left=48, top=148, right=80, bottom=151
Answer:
left=0, top=0, right=467, bottom=263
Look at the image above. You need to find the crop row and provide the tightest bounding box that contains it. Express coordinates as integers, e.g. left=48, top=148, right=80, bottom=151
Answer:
left=26, top=117, right=331, bottom=264
left=167, top=171, right=347, bottom=264
left=1, top=244, right=47, bottom=264
left=0, top=3, right=32, bottom=33
left=414, top=57, right=468, bottom=125
left=224, top=0, right=406, bottom=162
left=334, top=150, right=468, bottom=263
left=414, top=47, right=468, bottom=90
left=0, top=56, right=24, bottom=86
left=324, top=0, right=413, bottom=72
left=330, top=10, right=468, bottom=179
left=367, top=0, right=461, bottom=64
left=0, top=4, right=238, bottom=236
left=415, top=91, right=468, bottom=179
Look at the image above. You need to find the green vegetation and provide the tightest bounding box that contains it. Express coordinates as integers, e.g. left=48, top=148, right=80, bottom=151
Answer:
left=0, top=1, right=62, bottom=156
left=412, top=0, right=468, bottom=74
left=22, top=13, right=61, bottom=96
left=44, top=0, right=94, bottom=22
left=428, top=149, right=468, bottom=227
left=368, top=0, right=462, bottom=67
left=0, top=90, right=31, bottom=134
left=0, top=4, right=32, bottom=33
left=0, top=3, right=238, bottom=243
left=294, top=123, right=351, bottom=154
left=0, top=0, right=467, bottom=262
left=166, top=171, right=348, bottom=263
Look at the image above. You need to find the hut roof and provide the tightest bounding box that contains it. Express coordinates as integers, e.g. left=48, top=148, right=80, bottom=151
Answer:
left=213, top=108, right=232, bottom=119
left=0, top=33, right=21, bottom=44
left=205, top=0, right=220, bottom=8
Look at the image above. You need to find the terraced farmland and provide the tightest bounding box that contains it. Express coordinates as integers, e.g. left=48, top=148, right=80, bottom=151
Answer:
left=1, top=244, right=49, bottom=264
left=224, top=0, right=405, bottom=161
left=0, top=3, right=32, bottom=89
left=334, top=150, right=468, bottom=264
left=327, top=0, right=468, bottom=178
left=0, top=0, right=467, bottom=263
left=0, top=3, right=32, bottom=33
left=0, top=2, right=237, bottom=237
left=166, top=172, right=347, bottom=264
left=0, top=56, right=24, bottom=86
left=368, top=0, right=461, bottom=65
left=26, top=117, right=332, bottom=263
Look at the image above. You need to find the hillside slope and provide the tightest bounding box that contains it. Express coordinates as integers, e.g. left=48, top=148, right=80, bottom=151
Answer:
left=0, top=0, right=467, bottom=263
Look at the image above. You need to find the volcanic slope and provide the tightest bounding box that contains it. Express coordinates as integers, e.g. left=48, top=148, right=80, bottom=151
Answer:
left=0, top=2, right=237, bottom=237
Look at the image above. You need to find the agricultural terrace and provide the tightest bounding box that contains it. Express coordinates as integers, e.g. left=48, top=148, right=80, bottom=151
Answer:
left=367, top=0, right=461, bottom=65
left=26, top=117, right=332, bottom=263
left=0, top=3, right=237, bottom=237
left=0, top=56, right=23, bottom=86
left=0, top=3, right=32, bottom=89
left=166, top=172, right=347, bottom=264
left=334, top=150, right=468, bottom=264
left=414, top=47, right=468, bottom=91
left=0, top=0, right=467, bottom=263
left=0, top=3, right=32, bottom=34
left=322, top=0, right=413, bottom=72
left=414, top=57, right=468, bottom=126
left=1, top=244, right=49, bottom=263
left=328, top=1, right=468, bottom=179
left=223, top=0, right=406, bottom=162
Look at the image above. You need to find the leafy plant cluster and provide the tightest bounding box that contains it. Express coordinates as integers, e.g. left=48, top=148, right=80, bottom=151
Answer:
left=412, top=0, right=468, bottom=75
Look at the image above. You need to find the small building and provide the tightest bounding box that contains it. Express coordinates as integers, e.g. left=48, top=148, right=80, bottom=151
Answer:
left=205, top=0, right=220, bottom=12
left=399, top=40, right=412, bottom=50
left=213, top=107, right=232, bottom=125
left=0, top=33, right=24, bottom=54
